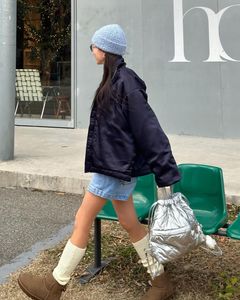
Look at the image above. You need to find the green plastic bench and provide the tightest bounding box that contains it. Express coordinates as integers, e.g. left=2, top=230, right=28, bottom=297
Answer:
left=80, top=164, right=240, bottom=283
left=79, top=174, right=157, bottom=283
left=172, top=163, right=240, bottom=239
left=227, top=214, right=240, bottom=239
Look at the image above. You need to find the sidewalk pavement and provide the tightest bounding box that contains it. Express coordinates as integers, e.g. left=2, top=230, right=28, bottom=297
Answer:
left=0, top=126, right=239, bottom=205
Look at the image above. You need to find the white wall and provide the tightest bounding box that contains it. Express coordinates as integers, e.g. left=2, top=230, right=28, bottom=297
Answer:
left=76, top=0, right=240, bottom=138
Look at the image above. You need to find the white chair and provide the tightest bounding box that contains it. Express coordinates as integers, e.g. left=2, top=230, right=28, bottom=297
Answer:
left=15, top=69, right=49, bottom=119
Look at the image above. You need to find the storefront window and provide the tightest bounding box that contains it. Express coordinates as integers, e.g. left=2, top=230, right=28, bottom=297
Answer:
left=16, top=0, right=71, bottom=121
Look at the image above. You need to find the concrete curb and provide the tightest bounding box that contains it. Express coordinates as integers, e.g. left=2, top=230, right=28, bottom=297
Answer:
left=0, top=170, right=90, bottom=196
left=0, top=169, right=239, bottom=205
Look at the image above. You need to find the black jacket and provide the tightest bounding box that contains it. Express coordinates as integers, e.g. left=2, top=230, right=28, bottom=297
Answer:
left=85, top=58, right=180, bottom=187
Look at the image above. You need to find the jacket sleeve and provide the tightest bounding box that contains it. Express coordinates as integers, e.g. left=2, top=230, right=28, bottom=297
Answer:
left=126, top=89, right=180, bottom=187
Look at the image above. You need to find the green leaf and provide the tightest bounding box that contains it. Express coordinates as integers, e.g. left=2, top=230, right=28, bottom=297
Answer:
left=230, top=277, right=238, bottom=285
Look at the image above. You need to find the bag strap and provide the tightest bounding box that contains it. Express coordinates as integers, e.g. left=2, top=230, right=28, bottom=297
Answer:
left=159, top=186, right=171, bottom=200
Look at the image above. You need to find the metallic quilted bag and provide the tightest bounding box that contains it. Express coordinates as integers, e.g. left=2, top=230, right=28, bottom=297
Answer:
left=146, top=192, right=221, bottom=277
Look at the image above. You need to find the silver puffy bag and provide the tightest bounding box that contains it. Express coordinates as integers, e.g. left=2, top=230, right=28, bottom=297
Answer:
left=146, top=192, right=221, bottom=271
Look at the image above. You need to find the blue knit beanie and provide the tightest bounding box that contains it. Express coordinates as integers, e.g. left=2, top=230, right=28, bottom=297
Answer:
left=91, top=24, right=127, bottom=56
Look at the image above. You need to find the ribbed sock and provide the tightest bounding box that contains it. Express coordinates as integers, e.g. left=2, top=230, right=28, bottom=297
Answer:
left=132, top=234, right=164, bottom=278
left=53, top=239, right=86, bottom=285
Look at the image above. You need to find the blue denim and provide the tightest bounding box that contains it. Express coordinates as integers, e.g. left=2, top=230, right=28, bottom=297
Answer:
left=87, top=173, right=137, bottom=201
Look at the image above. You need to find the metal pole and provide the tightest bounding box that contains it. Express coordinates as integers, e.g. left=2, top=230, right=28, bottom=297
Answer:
left=0, top=1, right=16, bottom=161
left=94, top=218, right=102, bottom=268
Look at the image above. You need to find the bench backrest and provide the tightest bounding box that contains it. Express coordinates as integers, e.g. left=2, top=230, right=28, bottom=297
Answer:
left=173, top=163, right=228, bottom=234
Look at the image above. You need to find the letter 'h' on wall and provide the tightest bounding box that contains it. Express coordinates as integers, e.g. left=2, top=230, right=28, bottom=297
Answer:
left=170, top=0, right=240, bottom=62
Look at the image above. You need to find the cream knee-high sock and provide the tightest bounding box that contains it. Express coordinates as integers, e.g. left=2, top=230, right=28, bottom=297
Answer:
left=132, top=233, right=164, bottom=278
left=53, top=239, right=86, bottom=285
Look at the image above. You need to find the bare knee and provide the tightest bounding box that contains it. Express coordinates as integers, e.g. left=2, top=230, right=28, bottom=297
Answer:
left=73, top=207, right=92, bottom=233
left=73, top=193, right=104, bottom=232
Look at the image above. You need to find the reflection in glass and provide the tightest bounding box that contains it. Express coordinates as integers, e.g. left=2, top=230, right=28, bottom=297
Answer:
left=16, top=0, right=71, bottom=119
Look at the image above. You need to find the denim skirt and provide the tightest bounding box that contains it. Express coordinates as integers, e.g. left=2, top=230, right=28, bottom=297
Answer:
left=87, top=173, right=137, bottom=201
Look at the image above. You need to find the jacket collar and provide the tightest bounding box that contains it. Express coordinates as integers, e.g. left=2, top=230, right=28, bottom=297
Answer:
left=115, top=56, right=126, bottom=69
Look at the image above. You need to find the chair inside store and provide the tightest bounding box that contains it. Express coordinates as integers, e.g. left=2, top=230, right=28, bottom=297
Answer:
left=15, top=69, right=49, bottom=119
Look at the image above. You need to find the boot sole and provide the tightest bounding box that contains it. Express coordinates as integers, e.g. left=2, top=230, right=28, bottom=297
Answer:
left=18, top=277, right=42, bottom=300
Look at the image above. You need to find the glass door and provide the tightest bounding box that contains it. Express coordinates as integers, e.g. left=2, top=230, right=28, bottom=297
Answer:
left=15, top=0, right=74, bottom=127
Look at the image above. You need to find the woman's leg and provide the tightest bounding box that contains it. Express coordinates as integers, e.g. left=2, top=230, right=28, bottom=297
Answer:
left=18, top=191, right=106, bottom=300
left=112, top=195, right=146, bottom=243
left=112, top=196, right=173, bottom=300
left=112, top=195, right=162, bottom=274
left=70, top=191, right=106, bottom=247
left=53, top=191, right=106, bottom=284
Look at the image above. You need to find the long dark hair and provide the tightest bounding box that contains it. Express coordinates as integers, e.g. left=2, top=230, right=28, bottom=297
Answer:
left=92, top=52, right=121, bottom=112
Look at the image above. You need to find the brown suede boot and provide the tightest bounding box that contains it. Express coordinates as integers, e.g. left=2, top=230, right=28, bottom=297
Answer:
left=18, top=272, right=66, bottom=300
left=141, top=272, right=174, bottom=300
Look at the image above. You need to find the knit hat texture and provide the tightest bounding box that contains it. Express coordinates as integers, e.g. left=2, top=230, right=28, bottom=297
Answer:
left=91, top=24, right=127, bottom=56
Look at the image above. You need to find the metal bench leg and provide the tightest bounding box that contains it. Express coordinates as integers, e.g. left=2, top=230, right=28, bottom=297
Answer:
left=94, top=218, right=102, bottom=268
left=79, top=218, right=113, bottom=284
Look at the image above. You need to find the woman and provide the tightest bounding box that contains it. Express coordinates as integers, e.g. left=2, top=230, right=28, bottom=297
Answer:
left=18, top=24, right=180, bottom=300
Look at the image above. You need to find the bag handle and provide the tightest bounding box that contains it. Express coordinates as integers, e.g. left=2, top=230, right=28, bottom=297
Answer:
left=159, top=186, right=171, bottom=200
